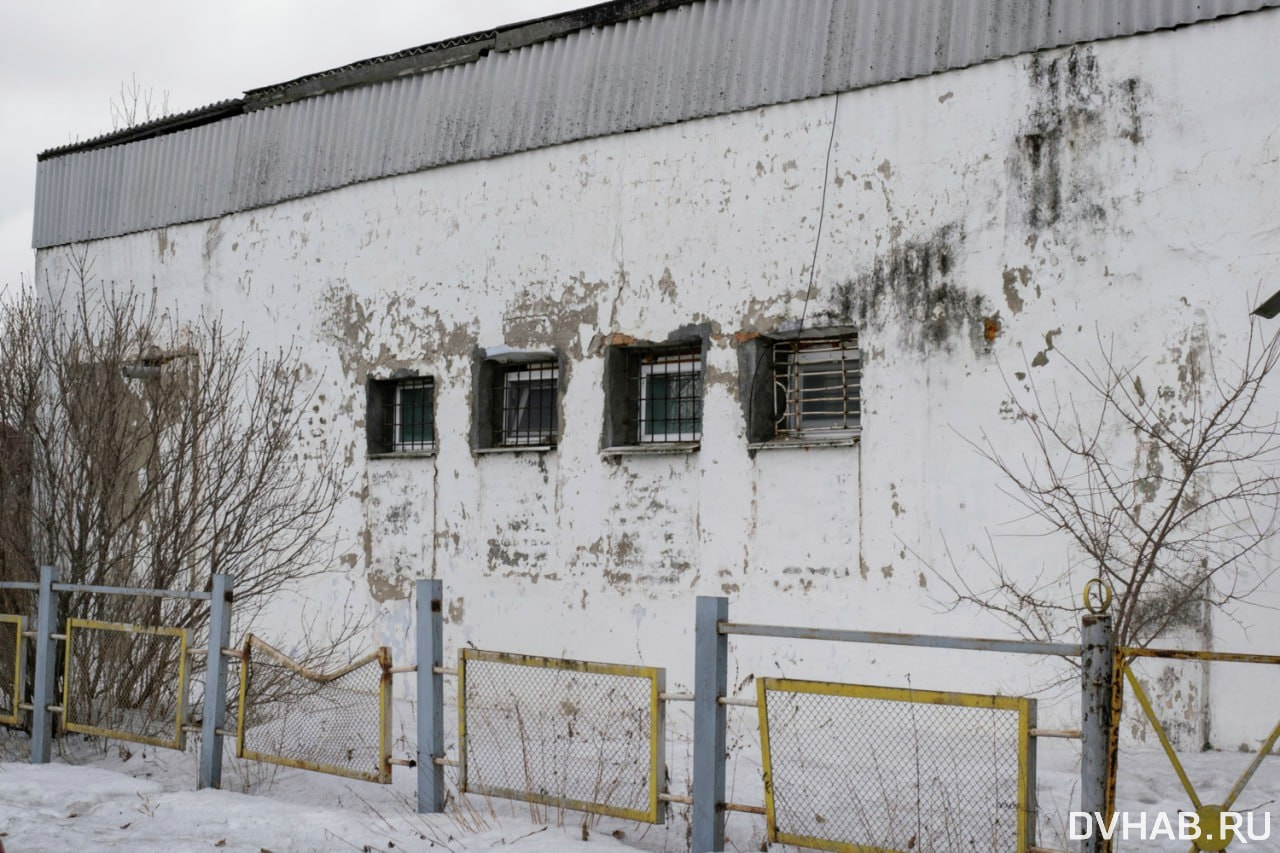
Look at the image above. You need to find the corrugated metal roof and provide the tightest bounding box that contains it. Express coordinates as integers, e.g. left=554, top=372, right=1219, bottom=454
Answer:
left=37, top=99, right=245, bottom=161
left=33, top=0, right=1280, bottom=249
left=240, top=0, right=692, bottom=110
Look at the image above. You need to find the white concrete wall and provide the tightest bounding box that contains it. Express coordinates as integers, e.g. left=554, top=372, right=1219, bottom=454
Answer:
left=36, top=9, right=1280, bottom=752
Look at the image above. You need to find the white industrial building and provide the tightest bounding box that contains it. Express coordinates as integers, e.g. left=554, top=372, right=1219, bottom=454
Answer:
left=31, top=0, right=1280, bottom=751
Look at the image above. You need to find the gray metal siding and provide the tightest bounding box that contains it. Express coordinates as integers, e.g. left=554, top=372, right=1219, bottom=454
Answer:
left=33, top=0, right=1279, bottom=248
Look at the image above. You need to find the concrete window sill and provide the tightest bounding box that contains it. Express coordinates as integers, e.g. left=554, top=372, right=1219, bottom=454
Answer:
left=601, top=442, right=701, bottom=457
left=474, top=445, right=556, bottom=455
left=367, top=449, right=437, bottom=460
left=748, top=434, right=860, bottom=451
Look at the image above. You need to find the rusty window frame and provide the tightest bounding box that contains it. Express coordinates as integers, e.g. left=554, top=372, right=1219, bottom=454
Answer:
left=772, top=337, right=860, bottom=438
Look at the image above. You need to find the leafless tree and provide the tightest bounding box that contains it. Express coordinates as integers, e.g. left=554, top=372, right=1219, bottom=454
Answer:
left=109, top=73, right=170, bottom=130
left=0, top=248, right=349, bottom=732
left=946, top=323, right=1280, bottom=650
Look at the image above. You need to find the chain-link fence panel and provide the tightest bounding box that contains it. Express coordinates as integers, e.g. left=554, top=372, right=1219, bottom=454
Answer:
left=236, top=635, right=392, bottom=783
left=62, top=618, right=189, bottom=749
left=758, top=678, right=1036, bottom=853
left=0, top=615, right=23, bottom=725
left=459, top=649, right=665, bottom=823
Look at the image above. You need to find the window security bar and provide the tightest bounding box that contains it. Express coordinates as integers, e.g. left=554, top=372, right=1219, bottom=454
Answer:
left=496, top=362, right=558, bottom=446
left=390, top=379, right=434, bottom=452
left=632, top=350, right=703, bottom=443
left=772, top=338, right=860, bottom=437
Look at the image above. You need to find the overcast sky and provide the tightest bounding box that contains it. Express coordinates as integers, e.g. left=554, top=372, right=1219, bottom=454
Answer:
left=0, top=0, right=594, bottom=296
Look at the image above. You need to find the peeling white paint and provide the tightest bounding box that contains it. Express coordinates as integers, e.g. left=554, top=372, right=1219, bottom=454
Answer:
left=34, top=14, right=1280, bottom=749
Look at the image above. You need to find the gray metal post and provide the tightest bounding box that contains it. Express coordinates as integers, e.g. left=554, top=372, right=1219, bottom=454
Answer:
left=417, top=579, right=444, bottom=813
left=1080, top=614, right=1115, bottom=853
left=198, top=573, right=233, bottom=789
left=693, top=595, right=729, bottom=853
left=30, top=564, right=59, bottom=764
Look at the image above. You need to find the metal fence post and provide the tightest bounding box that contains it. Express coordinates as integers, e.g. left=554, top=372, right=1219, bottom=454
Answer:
left=1080, top=614, right=1115, bottom=853
left=30, top=564, right=59, bottom=764
left=199, top=573, right=233, bottom=789
left=693, top=595, right=729, bottom=853
left=417, top=579, right=444, bottom=813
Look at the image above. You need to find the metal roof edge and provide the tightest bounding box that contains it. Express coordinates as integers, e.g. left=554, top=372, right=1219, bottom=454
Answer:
left=37, top=100, right=246, bottom=161
left=35, top=1, right=1276, bottom=163
left=37, top=0, right=695, bottom=162
left=242, top=0, right=694, bottom=110
left=32, top=1, right=1280, bottom=249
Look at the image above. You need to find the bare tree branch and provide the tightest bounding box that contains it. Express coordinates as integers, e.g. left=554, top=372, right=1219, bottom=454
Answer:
left=958, top=323, right=1280, bottom=649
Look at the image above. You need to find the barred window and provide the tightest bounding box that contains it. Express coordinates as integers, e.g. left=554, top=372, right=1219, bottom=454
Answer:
left=602, top=340, right=704, bottom=450
left=773, top=338, right=860, bottom=438
left=637, top=351, right=703, bottom=442
left=497, top=362, right=558, bottom=446
left=367, top=376, right=435, bottom=455
left=394, top=380, right=436, bottom=450
left=475, top=350, right=559, bottom=451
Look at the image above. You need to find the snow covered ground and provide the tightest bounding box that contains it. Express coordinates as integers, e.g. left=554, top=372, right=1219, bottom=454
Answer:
left=0, top=713, right=1275, bottom=851
left=0, top=742, right=644, bottom=852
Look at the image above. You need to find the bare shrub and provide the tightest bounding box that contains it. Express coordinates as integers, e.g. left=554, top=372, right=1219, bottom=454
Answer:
left=0, top=247, right=349, bottom=730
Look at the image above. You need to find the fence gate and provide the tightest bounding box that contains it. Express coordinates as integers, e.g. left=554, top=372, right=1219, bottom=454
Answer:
left=1115, top=647, right=1280, bottom=851
left=694, top=597, right=1081, bottom=853
left=236, top=634, right=393, bottom=783
left=62, top=618, right=190, bottom=749
left=0, top=615, right=24, bottom=726
left=757, top=678, right=1037, bottom=853
left=2, top=609, right=196, bottom=753
left=458, top=648, right=666, bottom=823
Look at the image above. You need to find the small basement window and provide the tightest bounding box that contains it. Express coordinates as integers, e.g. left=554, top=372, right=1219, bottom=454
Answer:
left=367, top=376, right=435, bottom=455
left=603, top=342, right=704, bottom=449
left=773, top=337, right=861, bottom=438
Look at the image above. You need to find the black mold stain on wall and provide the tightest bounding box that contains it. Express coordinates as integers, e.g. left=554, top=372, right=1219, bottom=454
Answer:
left=1009, top=47, right=1147, bottom=233
left=824, top=225, right=992, bottom=355
left=1014, top=49, right=1103, bottom=229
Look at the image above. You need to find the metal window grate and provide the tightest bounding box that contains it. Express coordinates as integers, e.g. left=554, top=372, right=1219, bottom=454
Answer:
left=496, top=362, right=558, bottom=446
left=630, top=349, right=703, bottom=443
left=773, top=338, right=861, bottom=438
left=390, top=378, right=434, bottom=451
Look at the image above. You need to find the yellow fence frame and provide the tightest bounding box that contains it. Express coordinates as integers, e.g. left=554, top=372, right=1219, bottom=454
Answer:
left=756, top=677, right=1036, bottom=853
left=0, top=615, right=24, bottom=726
left=458, top=648, right=666, bottom=824
left=62, top=618, right=189, bottom=750
left=235, top=635, right=393, bottom=784
left=1115, top=646, right=1280, bottom=851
